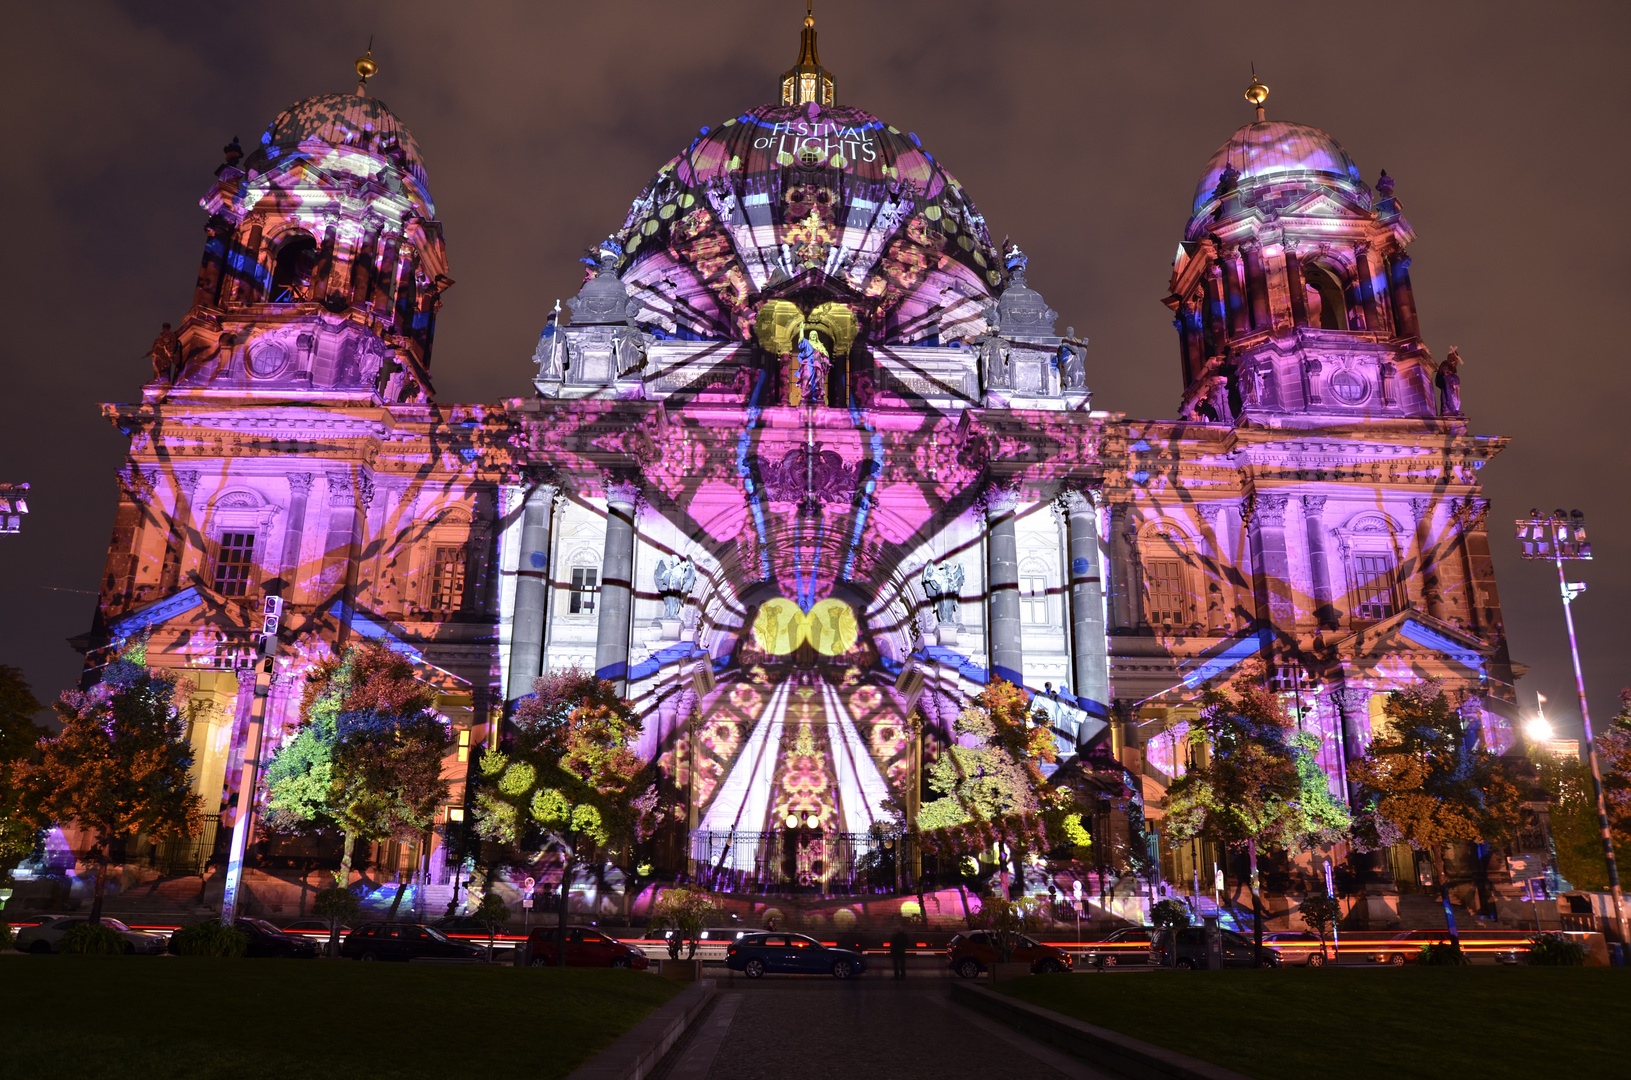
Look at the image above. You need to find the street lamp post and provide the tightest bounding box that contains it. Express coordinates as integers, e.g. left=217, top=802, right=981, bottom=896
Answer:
left=221, top=595, right=283, bottom=927
left=1516, top=509, right=1628, bottom=944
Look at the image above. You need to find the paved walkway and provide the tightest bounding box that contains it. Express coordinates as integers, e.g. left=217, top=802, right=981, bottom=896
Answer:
left=655, top=970, right=1113, bottom=1080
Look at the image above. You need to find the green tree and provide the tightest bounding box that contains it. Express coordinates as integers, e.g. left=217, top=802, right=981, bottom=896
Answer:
left=23, top=642, right=203, bottom=924
left=1149, top=897, right=1191, bottom=968
left=648, top=886, right=716, bottom=959
left=471, top=891, right=510, bottom=959
left=1535, top=689, right=1631, bottom=891
left=1299, top=894, right=1341, bottom=961
left=470, top=670, right=659, bottom=965
left=312, top=885, right=361, bottom=958
left=264, top=642, right=450, bottom=915
left=1163, top=673, right=1348, bottom=964
left=914, top=680, right=1058, bottom=905
left=1351, top=681, right=1525, bottom=945
left=0, top=666, right=46, bottom=893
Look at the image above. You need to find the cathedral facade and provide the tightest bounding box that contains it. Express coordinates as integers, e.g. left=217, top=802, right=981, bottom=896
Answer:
left=83, top=23, right=1519, bottom=909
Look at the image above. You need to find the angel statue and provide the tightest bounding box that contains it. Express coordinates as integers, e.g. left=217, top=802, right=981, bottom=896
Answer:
left=920, top=560, right=965, bottom=624
left=653, top=556, right=696, bottom=618
left=1435, top=346, right=1464, bottom=416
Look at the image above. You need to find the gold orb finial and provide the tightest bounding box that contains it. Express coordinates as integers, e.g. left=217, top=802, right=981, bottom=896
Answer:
left=1245, top=65, right=1268, bottom=120
left=355, top=41, right=378, bottom=96
left=805, top=0, right=814, bottom=28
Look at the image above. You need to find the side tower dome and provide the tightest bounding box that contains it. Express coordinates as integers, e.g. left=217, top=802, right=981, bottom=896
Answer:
left=165, top=52, right=452, bottom=404
left=1164, top=79, right=1431, bottom=427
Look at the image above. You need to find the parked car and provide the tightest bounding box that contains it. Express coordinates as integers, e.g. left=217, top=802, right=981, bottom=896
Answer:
left=1149, top=927, right=1283, bottom=969
left=725, top=932, right=867, bottom=979
left=1262, top=931, right=1329, bottom=966
left=340, top=922, right=486, bottom=962
left=1082, top=927, right=1156, bottom=968
left=527, top=926, right=650, bottom=969
left=434, top=915, right=508, bottom=942
left=280, top=918, right=352, bottom=941
left=235, top=918, right=319, bottom=959
left=15, top=917, right=168, bottom=955
left=946, top=930, right=1073, bottom=978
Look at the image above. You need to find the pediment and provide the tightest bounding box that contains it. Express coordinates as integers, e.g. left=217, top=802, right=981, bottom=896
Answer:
left=1278, top=189, right=1369, bottom=222
left=1330, top=611, right=1493, bottom=673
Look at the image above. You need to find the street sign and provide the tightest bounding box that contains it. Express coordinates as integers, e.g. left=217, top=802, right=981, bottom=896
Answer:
left=523, top=876, right=536, bottom=890
left=1214, top=869, right=1224, bottom=893
left=522, top=898, right=534, bottom=909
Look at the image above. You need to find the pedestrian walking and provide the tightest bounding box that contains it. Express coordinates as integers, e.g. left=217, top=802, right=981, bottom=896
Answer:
left=889, top=927, right=910, bottom=980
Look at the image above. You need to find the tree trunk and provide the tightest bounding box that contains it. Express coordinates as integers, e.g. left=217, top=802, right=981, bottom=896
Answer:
left=556, top=834, right=574, bottom=967
left=1433, top=847, right=1460, bottom=945
left=89, top=851, right=110, bottom=925
left=1011, top=841, right=1026, bottom=900
left=337, top=829, right=357, bottom=888
left=957, top=881, right=973, bottom=928
left=1247, top=839, right=1264, bottom=968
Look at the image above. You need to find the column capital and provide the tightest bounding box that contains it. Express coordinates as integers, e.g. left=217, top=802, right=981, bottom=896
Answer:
left=980, top=483, right=1021, bottom=516
left=1245, top=491, right=1290, bottom=527
left=604, top=476, right=644, bottom=513
left=287, top=472, right=314, bottom=496
left=1329, top=687, right=1371, bottom=710
left=1408, top=496, right=1433, bottom=524
left=173, top=469, right=200, bottom=496
left=1301, top=493, right=1327, bottom=514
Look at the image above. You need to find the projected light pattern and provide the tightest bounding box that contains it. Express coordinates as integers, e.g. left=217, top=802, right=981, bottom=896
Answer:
left=77, top=42, right=1519, bottom=906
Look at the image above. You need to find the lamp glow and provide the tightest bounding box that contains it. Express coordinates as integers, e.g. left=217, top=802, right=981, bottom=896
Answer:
left=1524, top=717, right=1554, bottom=744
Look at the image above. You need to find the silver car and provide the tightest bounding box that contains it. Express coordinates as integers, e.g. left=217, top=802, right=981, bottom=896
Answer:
left=15, top=916, right=168, bottom=955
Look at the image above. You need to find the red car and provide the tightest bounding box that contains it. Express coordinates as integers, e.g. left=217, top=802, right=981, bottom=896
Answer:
left=527, top=925, right=650, bottom=969
left=946, top=930, right=1073, bottom=978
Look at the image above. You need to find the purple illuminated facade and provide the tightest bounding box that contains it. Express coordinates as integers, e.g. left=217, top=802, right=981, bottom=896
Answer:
left=77, top=24, right=1521, bottom=917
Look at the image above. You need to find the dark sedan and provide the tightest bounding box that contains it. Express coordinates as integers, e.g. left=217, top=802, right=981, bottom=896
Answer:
left=340, top=922, right=486, bottom=962
left=1150, top=926, right=1282, bottom=969
left=726, top=933, right=867, bottom=979
left=1082, top=927, right=1156, bottom=968
left=235, top=918, right=319, bottom=959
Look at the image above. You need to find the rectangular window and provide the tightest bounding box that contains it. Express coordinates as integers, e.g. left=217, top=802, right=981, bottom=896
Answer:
left=456, top=728, right=471, bottom=763
left=569, top=567, right=599, bottom=614
left=1145, top=559, right=1186, bottom=626
left=213, top=531, right=256, bottom=597
left=1352, top=555, right=1397, bottom=621
left=1021, top=576, right=1049, bottom=624
left=430, top=546, right=467, bottom=614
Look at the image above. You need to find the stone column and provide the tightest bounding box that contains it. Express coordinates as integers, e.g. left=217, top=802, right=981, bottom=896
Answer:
left=1354, top=244, right=1385, bottom=334
left=1330, top=687, right=1371, bottom=802
left=1242, top=242, right=1272, bottom=331
left=984, top=485, right=1024, bottom=687
left=507, top=482, right=559, bottom=703
left=277, top=473, right=312, bottom=599
left=1060, top=491, right=1111, bottom=735
left=160, top=470, right=200, bottom=592
left=321, top=469, right=373, bottom=639
left=1202, top=268, right=1226, bottom=358
left=1247, top=492, right=1295, bottom=629
left=1387, top=253, right=1420, bottom=338
left=1106, top=502, right=1137, bottom=632
left=1221, top=249, right=1247, bottom=339
left=1283, top=248, right=1308, bottom=328
left=595, top=480, right=640, bottom=694
left=1302, top=495, right=1337, bottom=631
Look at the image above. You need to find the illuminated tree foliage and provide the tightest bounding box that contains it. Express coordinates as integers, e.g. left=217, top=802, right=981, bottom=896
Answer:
left=264, top=642, right=450, bottom=906
left=470, top=670, right=659, bottom=964
left=25, top=641, right=203, bottom=924
left=914, top=679, right=1060, bottom=900
left=1530, top=688, right=1631, bottom=891
left=0, top=666, right=46, bottom=887
left=1350, top=681, right=1524, bottom=943
left=1163, top=674, right=1349, bottom=962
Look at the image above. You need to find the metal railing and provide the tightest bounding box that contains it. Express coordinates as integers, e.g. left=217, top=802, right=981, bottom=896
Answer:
left=687, top=830, right=919, bottom=895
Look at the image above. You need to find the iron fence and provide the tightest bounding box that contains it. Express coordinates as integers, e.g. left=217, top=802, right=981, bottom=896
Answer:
left=687, top=830, right=920, bottom=896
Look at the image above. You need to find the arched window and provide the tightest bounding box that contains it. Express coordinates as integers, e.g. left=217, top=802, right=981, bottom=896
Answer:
left=1139, top=526, right=1198, bottom=630
left=1018, top=556, right=1053, bottom=625
left=1302, top=262, right=1348, bottom=331
left=270, top=234, right=319, bottom=303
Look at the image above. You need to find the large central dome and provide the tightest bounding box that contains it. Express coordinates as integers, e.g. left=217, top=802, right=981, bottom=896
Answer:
left=610, top=102, right=1002, bottom=346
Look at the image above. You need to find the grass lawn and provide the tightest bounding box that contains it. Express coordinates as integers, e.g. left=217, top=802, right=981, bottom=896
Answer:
left=0, top=956, right=680, bottom=1080
left=1001, top=967, right=1630, bottom=1080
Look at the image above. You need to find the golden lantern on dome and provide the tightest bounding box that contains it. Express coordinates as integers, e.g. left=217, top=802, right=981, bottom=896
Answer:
left=355, top=44, right=378, bottom=95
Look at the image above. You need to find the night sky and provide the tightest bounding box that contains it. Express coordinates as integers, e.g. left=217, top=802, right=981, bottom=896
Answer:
left=4, top=1, right=1627, bottom=740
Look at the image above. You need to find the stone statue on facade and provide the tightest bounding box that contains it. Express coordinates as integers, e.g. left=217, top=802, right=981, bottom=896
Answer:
left=533, top=300, right=566, bottom=381
left=796, top=330, right=831, bottom=405
left=148, top=322, right=182, bottom=383
left=920, top=560, right=965, bottom=624
left=613, top=317, right=648, bottom=378
left=654, top=556, right=696, bottom=618
left=1436, top=346, right=1464, bottom=415
left=1056, top=326, right=1088, bottom=391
